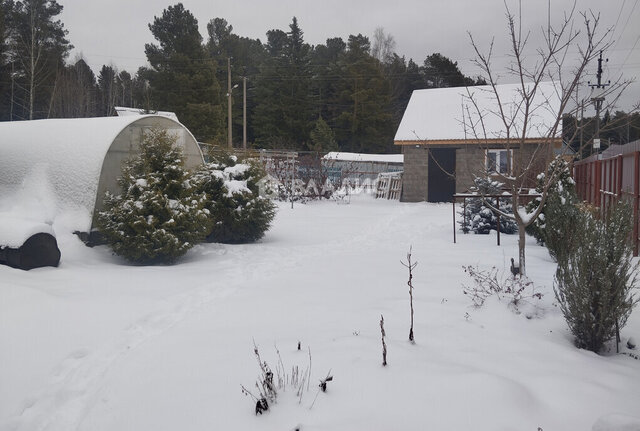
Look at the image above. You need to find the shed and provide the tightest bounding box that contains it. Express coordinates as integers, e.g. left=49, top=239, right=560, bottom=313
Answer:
left=394, top=82, right=562, bottom=202
left=323, top=152, right=403, bottom=183
left=0, top=116, right=204, bottom=234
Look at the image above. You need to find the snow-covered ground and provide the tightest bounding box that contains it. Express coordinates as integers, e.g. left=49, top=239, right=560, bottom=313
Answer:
left=1, top=197, right=639, bottom=431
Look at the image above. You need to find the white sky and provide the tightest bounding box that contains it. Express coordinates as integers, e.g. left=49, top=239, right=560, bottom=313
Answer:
left=59, top=0, right=639, bottom=111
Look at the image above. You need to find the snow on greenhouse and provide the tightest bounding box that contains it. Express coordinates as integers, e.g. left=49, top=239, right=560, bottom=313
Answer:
left=0, top=116, right=203, bottom=234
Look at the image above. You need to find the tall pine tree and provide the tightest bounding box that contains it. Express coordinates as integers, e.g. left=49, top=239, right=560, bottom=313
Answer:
left=331, top=34, right=394, bottom=153
left=97, top=65, right=117, bottom=116
left=309, top=37, right=346, bottom=129
left=422, top=52, right=485, bottom=88
left=253, top=17, right=313, bottom=149
left=143, top=3, right=224, bottom=142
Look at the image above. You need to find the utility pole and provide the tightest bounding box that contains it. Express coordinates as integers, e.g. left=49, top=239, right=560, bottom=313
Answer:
left=243, top=76, right=247, bottom=150
left=588, top=51, right=610, bottom=153
left=227, top=57, right=232, bottom=148
left=580, top=101, right=584, bottom=152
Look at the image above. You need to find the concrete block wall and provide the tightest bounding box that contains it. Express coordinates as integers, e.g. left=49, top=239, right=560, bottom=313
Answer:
left=455, top=146, right=483, bottom=192
left=399, top=143, right=551, bottom=201
left=400, top=145, right=429, bottom=202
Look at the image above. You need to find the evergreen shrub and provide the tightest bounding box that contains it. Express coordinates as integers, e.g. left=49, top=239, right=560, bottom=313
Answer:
left=525, top=157, right=576, bottom=246
left=97, top=128, right=211, bottom=264
left=194, top=152, right=276, bottom=244
left=554, top=202, right=639, bottom=353
left=459, top=177, right=517, bottom=234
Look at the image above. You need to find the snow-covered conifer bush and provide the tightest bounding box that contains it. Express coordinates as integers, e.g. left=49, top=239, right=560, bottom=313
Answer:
left=459, top=177, right=517, bottom=234
left=525, top=157, right=576, bottom=246
left=193, top=153, right=276, bottom=244
left=539, top=188, right=582, bottom=263
left=97, top=128, right=211, bottom=264
left=554, top=202, right=639, bottom=353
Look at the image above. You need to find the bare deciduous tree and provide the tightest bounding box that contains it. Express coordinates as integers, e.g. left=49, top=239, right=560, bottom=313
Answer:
left=371, top=27, right=396, bottom=64
left=465, top=5, right=631, bottom=276
left=9, top=0, right=71, bottom=119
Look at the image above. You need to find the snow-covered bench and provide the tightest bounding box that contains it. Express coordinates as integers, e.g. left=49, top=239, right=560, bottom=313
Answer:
left=0, top=216, right=61, bottom=270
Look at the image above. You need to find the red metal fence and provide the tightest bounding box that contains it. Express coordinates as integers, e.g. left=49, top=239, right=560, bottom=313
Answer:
left=574, top=142, right=640, bottom=256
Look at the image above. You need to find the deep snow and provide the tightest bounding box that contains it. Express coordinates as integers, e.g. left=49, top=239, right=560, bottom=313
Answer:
left=394, top=82, right=561, bottom=142
left=1, top=197, right=639, bottom=431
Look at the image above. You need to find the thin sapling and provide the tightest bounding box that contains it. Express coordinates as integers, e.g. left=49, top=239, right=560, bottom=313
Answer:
left=401, top=247, right=418, bottom=343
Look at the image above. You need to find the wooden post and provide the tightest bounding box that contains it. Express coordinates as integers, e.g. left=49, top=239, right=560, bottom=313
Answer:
left=634, top=152, right=639, bottom=256
left=617, top=155, right=623, bottom=200
left=243, top=76, right=247, bottom=150
left=595, top=160, right=602, bottom=209
left=463, top=198, right=467, bottom=232
left=227, top=57, right=232, bottom=149
left=453, top=199, right=457, bottom=244
left=496, top=197, right=501, bottom=246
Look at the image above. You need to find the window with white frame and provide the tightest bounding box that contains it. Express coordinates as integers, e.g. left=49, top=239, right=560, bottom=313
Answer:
left=486, top=149, right=512, bottom=174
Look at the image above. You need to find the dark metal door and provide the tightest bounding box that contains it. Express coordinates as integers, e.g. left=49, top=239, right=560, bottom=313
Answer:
left=427, top=148, right=456, bottom=202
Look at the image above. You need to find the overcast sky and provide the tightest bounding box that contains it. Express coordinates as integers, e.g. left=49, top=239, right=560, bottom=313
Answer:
left=59, top=0, right=639, bottom=111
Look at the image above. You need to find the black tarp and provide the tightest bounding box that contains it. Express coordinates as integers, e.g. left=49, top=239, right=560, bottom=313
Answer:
left=0, top=232, right=61, bottom=270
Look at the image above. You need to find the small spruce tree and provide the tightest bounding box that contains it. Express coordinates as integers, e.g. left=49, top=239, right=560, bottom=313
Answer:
left=97, top=128, right=211, bottom=264
left=308, top=117, right=338, bottom=153
left=540, top=188, right=582, bottom=263
left=525, top=157, right=576, bottom=246
left=459, top=177, right=517, bottom=234
left=554, top=202, right=639, bottom=353
left=193, top=153, right=277, bottom=244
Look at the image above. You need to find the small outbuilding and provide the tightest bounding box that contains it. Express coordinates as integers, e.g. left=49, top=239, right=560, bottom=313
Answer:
left=394, top=82, right=562, bottom=202
left=323, top=152, right=403, bottom=183
left=0, top=115, right=204, bottom=235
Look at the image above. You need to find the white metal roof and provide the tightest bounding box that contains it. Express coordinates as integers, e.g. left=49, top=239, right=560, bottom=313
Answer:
left=324, top=152, right=403, bottom=164
left=394, top=82, right=561, bottom=142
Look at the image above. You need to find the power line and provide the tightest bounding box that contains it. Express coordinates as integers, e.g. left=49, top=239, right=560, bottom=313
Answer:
left=619, top=32, right=640, bottom=71
left=611, top=0, right=639, bottom=54
left=607, top=0, right=627, bottom=48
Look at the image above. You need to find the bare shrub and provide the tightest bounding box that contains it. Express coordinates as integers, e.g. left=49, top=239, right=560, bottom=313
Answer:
left=462, top=265, right=543, bottom=315
left=242, top=341, right=329, bottom=414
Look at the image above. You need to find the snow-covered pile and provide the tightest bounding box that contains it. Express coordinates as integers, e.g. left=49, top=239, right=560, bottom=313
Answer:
left=0, top=216, right=54, bottom=248
left=0, top=197, right=638, bottom=430
left=0, top=117, right=145, bottom=232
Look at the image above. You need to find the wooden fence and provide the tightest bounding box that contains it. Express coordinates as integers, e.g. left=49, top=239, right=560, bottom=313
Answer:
left=574, top=142, right=640, bottom=256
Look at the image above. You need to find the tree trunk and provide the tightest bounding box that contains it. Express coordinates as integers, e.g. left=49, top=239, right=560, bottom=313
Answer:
left=518, top=224, right=526, bottom=277
left=29, top=52, right=35, bottom=120
left=29, top=6, right=36, bottom=120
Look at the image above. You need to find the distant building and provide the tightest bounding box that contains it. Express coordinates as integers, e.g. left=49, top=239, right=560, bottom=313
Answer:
left=394, top=82, right=562, bottom=202
left=115, top=106, right=179, bottom=122
left=323, top=152, right=403, bottom=184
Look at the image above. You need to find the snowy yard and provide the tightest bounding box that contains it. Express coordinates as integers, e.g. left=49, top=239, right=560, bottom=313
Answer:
left=1, top=197, right=639, bottom=431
